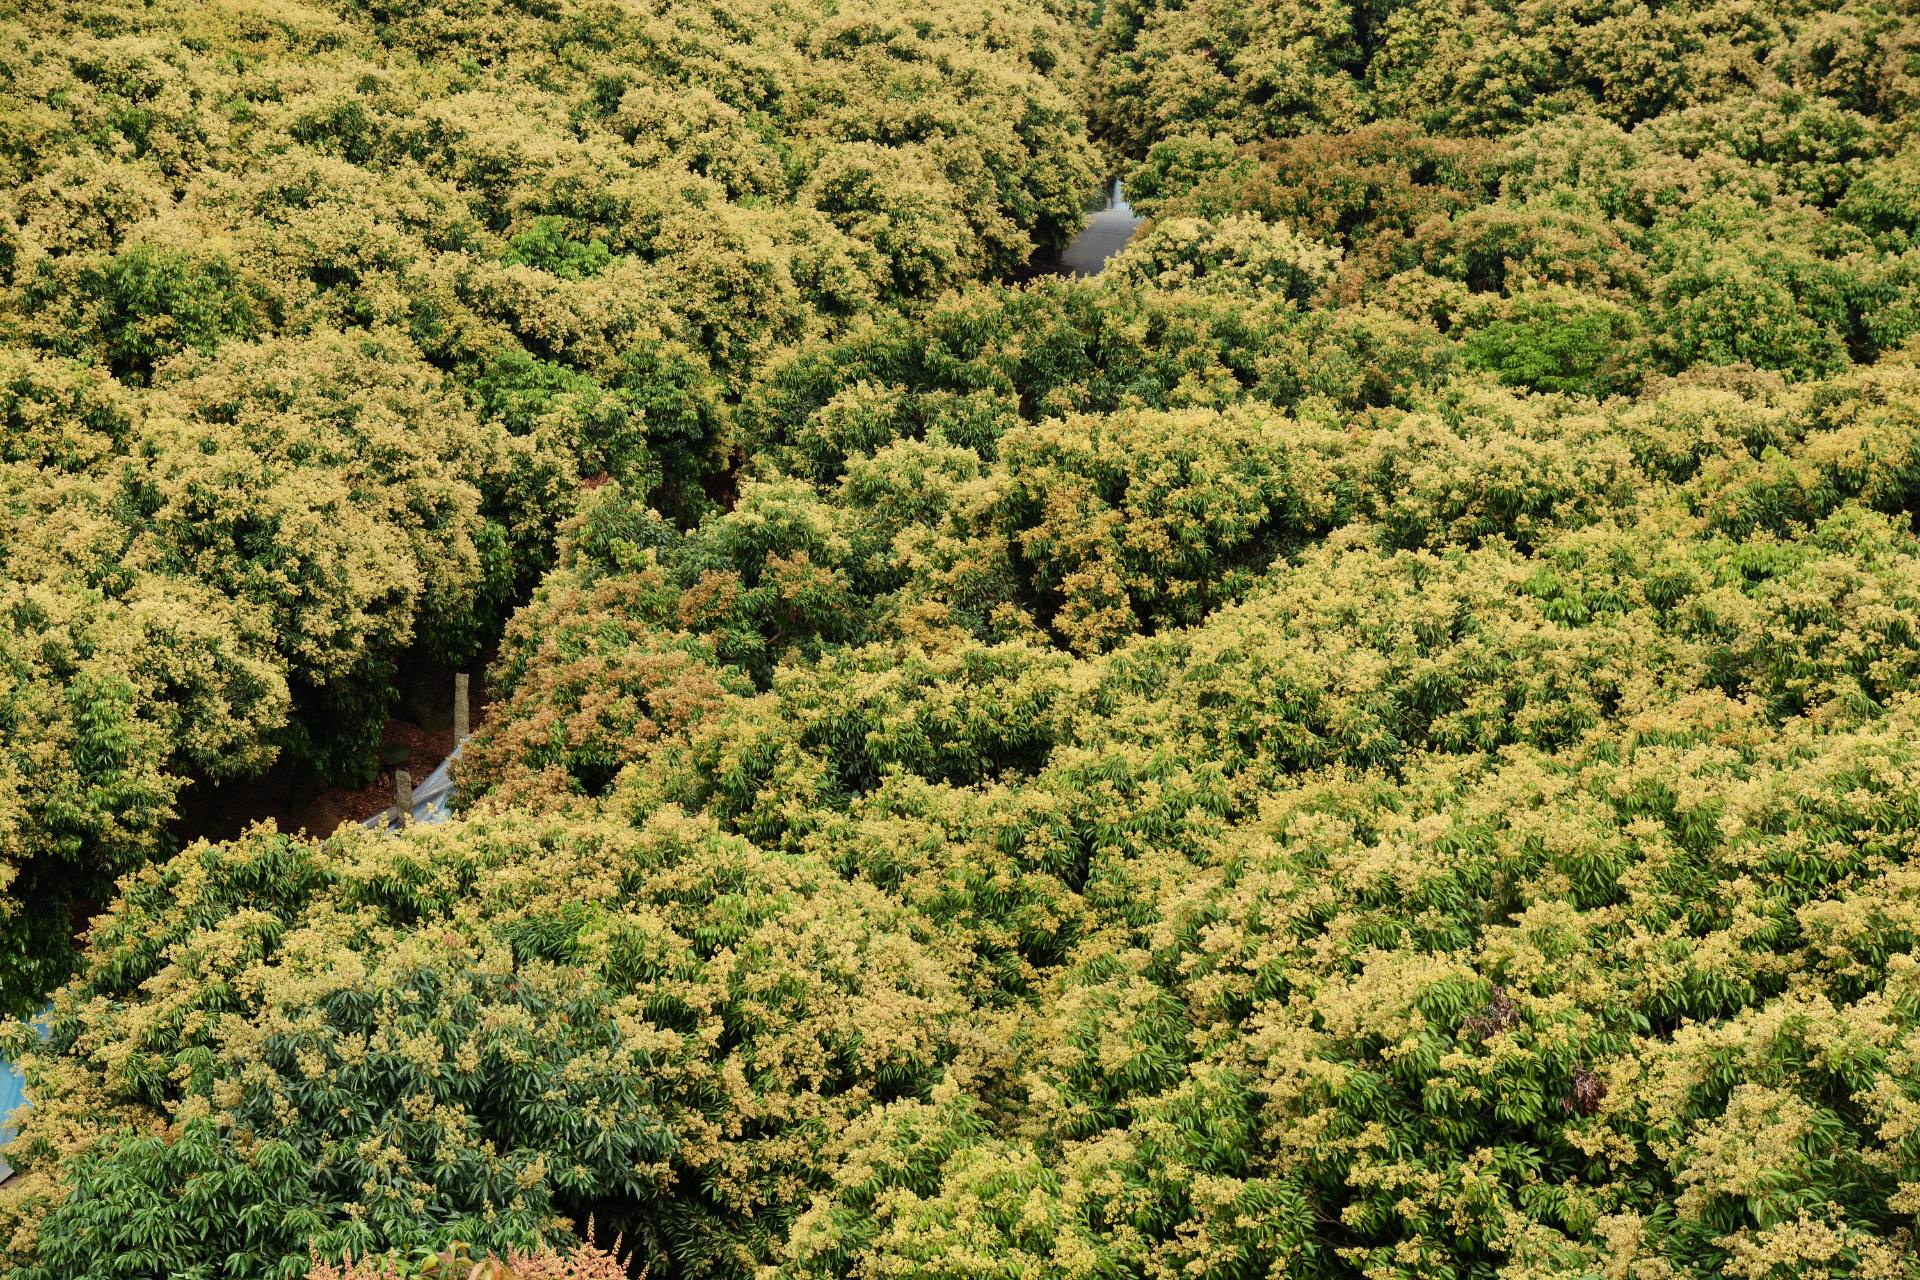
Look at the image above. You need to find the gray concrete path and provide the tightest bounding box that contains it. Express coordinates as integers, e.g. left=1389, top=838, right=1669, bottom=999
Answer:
left=1059, top=180, right=1143, bottom=276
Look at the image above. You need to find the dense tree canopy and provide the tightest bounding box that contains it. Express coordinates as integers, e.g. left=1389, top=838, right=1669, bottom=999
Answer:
left=0, top=0, right=1100, bottom=1007
left=7, top=0, right=1920, bottom=1277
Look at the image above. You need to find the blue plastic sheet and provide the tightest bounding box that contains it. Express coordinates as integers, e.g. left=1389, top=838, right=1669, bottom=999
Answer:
left=0, top=1010, right=48, bottom=1182
left=0, top=738, right=468, bottom=1182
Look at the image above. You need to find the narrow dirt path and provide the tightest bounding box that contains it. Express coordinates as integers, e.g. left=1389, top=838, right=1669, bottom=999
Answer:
left=171, top=677, right=487, bottom=846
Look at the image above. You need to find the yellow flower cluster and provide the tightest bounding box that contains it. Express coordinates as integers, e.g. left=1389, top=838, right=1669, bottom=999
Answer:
left=6, top=0, right=1920, bottom=1277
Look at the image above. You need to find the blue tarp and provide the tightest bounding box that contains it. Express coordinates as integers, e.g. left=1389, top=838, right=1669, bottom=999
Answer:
left=0, top=1010, right=49, bottom=1182
left=0, top=737, right=467, bottom=1180
left=0, top=738, right=467, bottom=1183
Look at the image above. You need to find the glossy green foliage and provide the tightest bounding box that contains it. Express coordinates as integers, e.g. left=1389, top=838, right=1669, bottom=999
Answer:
left=11, top=0, right=1920, bottom=1277
left=5, top=815, right=966, bottom=1279
left=0, top=0, right=1100, bottom=1012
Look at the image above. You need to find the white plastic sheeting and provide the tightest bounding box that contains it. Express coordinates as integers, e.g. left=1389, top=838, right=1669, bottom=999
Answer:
left=363, top=743, right=463, bottom=831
